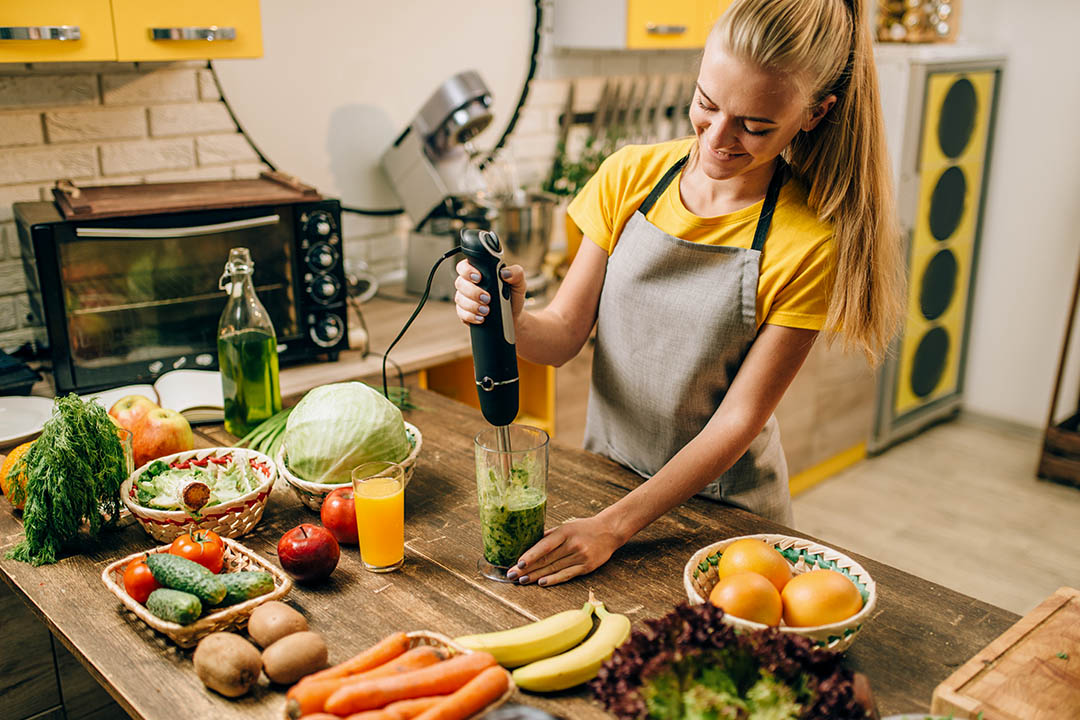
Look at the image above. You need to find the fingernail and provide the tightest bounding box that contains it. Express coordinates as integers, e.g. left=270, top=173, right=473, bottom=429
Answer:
left=470, top=272, right=481, bottom=282
left=500, top=268, right=511, bottom=279
left=473, top=314, right=484, bottom=323
left=480, top=292, right=490, bottom=303
left=477, top=305, right=489, bottom=315
left=506, top=570, right=519, bottom=580
left=517, top=561, right=526, bottom=569
left=518, top=575, right=530, bottom=584
left=538, top=578, right=548, bottom=587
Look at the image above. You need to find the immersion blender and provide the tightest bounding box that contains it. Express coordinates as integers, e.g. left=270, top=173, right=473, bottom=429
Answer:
left=459, top=229, right=519, bottom=467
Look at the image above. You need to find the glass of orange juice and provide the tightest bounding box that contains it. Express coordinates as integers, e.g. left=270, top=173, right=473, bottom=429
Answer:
left=351, top=461, right=405, bottom=573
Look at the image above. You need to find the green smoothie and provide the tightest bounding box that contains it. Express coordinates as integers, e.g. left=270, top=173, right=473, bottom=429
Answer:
left=477, top=462, right=546, bottom=567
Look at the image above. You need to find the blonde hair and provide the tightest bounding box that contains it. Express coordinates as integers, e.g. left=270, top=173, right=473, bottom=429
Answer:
left=713, top=0, right=904, bottom=363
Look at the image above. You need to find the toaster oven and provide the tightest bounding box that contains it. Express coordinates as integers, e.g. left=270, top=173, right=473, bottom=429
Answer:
left=15, top=185, right=348, bottom=395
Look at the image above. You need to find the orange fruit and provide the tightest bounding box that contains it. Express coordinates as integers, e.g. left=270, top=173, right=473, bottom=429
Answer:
left=0, top=441, right=33, bottom=510
left=708, top=571, right=783, bottom=625
left=716, top=538, right=793, bottom=592
left=781, top=569, right=864, bottom=627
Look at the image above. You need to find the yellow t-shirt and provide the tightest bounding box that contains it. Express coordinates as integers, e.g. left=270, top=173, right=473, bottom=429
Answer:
left=567, top=138, right=835, bottom=330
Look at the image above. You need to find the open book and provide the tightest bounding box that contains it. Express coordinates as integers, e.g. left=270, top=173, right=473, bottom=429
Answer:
left=89, top=370, right=224, bottom=424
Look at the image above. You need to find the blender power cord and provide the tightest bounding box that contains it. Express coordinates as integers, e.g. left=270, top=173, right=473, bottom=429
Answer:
left=381, top=246, right=463, bottom=400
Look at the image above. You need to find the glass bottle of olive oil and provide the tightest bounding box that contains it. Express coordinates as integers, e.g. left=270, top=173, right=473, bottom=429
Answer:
left=218, top=247, right=282, bottom=438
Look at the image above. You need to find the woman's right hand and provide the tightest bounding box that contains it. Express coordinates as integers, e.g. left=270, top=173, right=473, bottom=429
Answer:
left=454, top=259, right=527, bottom=326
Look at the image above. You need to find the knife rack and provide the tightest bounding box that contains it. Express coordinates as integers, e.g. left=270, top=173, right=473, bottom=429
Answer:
left=557, top=104, right=687, bottom=131
left=1038, top=254, right=1080, bottom=489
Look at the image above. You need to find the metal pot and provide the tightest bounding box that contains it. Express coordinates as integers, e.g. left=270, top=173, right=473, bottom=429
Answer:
left=490, top=191, right=558, bottom=281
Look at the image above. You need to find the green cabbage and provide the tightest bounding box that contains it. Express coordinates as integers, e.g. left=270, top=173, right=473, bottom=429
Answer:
left=283, top=382, right=411, bottom=485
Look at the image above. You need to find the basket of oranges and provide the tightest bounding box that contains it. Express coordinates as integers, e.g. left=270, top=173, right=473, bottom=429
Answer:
left=683, top=534, right=877, bottom=652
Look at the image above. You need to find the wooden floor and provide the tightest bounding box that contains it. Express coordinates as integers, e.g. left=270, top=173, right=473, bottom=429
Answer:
left=555, top=348, right=1080, bottom=617
left=793, top=416, right=1080, bottom=616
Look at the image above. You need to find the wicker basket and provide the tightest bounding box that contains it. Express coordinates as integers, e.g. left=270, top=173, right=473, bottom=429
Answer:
left=120, top=447, right=276, bottom=543
left=684, top=534, right=877, bottom=652
left=276, top=421, right=422, bottom=511
left=101, top=536, right=292, bottom=648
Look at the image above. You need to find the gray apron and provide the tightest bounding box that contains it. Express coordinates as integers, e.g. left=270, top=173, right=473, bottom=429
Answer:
left=584, top=154, right=794, bottom=525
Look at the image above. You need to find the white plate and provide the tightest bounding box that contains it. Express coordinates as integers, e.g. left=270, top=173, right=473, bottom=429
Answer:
left=0, top=396, right=54, bottom=448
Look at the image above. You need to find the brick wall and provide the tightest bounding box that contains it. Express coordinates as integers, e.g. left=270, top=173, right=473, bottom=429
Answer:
left=0, top=9, right=700, bottom=355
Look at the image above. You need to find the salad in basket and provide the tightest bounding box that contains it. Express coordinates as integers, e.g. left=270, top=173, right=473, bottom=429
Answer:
left=133, top=453, right=270, bottom=512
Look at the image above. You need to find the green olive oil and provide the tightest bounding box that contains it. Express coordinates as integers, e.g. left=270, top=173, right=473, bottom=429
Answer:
left=218, top=247, right=282, bottom=438
left=218, top=329, right=281, bottom=437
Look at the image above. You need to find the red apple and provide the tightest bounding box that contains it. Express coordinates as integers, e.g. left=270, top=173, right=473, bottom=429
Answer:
left=320, top=487, right=358, bottom=545
left=131, top=408, right=193, bottom=468
left=109, top=395, right=158, bottom=433
left=277, top=523, right=340, bottom=583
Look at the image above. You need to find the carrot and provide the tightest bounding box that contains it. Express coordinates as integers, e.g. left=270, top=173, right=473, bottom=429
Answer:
left=412, top=667, right=510, bottom=720
left=357, top=646, right=446, bottom=680
left=304, top=631, right=411, bottom=683
left=297, top=715, right=343, bottom=720
left=287, top=633, right=414, bottom=718
left=343, top=695, right=446, bottom=720
left=325, top=651, right=497, bottom=716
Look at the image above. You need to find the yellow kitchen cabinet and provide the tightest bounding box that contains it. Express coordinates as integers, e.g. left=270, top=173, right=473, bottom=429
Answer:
left=0, top=0, right=117, bottom=63
left=0, top=0, right=261, bottom=63
left=626, top=0, right=701, bottom=49
left=112, top=0, right=262, bottom=62
left=553, top=0, right=732, bottom=50
left=418, top=357, right=557, bottom=438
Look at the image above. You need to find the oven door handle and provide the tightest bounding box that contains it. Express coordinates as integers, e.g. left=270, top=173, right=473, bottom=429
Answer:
left=75, top=214, right=281, bottom=238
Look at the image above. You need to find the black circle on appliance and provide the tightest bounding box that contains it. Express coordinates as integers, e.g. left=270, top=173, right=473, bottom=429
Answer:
left=929, top=166, right=966, bottom=241
left=920, top=249, right=958, bottom=320
left=938, top=78, right=977, bottom=158
left=911, top=326, right=950, bottom=399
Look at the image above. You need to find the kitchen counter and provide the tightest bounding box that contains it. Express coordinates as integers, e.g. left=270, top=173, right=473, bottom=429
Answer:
left=0, top=388, right=1019, bottom=719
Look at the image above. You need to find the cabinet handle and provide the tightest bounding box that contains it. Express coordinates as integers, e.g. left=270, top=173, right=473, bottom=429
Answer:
left=150, top=26, right=236, bottom=42
left=645, top=24, right=688, bottom=35
left=0, top=26, right=81, bottom=41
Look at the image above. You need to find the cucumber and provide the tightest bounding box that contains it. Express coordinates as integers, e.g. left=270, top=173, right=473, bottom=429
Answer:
left=217, top=572, right=275, bottom=606
left=146, top=588, right=203, bottom=625
left=146, top=553, right=227, bottom=606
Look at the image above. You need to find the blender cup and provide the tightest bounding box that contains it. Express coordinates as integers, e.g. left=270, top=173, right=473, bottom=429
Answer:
left=474, top=424, right=549, bottom=582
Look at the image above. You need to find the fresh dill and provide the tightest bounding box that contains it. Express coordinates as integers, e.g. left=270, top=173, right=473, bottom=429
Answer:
left=6, top=394, right=126, bottom=566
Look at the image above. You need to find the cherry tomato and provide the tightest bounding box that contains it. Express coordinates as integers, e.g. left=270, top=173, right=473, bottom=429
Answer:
left=169, top=529, right=225, bottom=573
left=122, top=555, right=161, bottom=605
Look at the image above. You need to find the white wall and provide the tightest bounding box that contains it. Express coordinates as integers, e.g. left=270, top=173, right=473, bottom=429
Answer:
left=959, top=0, right=1080, bottom=427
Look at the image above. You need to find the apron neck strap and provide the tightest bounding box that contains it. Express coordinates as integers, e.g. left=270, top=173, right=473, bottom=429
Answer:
left=637, top=154, right=688, bottom=216
left=751, top=158, right=788, bottom=253
left=636, top=154, right=788, bottom=254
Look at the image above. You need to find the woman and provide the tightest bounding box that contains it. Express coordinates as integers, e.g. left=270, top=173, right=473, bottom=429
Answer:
left=455, top=0, right=903, bottom=587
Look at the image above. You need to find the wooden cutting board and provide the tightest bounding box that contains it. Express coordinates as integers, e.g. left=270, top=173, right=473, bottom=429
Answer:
left=931, top=586, right=1080, bottom=719
left=51, top=171, right=319, bottom=220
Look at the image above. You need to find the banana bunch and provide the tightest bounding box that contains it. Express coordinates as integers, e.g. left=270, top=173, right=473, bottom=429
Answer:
left=454, top=593, right=631, bottom=693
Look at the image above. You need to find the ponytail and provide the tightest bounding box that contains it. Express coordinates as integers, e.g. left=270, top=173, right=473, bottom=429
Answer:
left=716, top=0, right=904, bottom=363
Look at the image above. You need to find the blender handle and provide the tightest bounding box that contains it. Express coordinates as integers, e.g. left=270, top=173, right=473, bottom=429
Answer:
left=460, top=229, right=519, bottom=426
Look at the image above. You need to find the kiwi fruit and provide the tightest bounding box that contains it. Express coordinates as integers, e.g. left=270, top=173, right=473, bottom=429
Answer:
left=262, top=631, right=329, bottom=685
left=193, top=632, right=262, bottom=697
left=247, top=601, right=308, bottom=648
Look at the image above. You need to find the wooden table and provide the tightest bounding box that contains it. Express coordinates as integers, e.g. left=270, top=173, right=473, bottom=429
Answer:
left=0, top=389, right=1019, bottom=719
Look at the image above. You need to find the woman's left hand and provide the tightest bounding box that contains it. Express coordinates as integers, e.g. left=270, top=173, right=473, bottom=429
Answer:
left=506, top=515, right=623, bottom=587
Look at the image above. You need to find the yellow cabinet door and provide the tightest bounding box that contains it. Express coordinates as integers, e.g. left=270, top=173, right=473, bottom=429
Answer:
left=627, top=0, right=700, bottom=49
left=698, top=0, right=734, bottom=44
left=112, top=0, right=262, bottom=61
left=0, top=0, right=116, bottom=63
